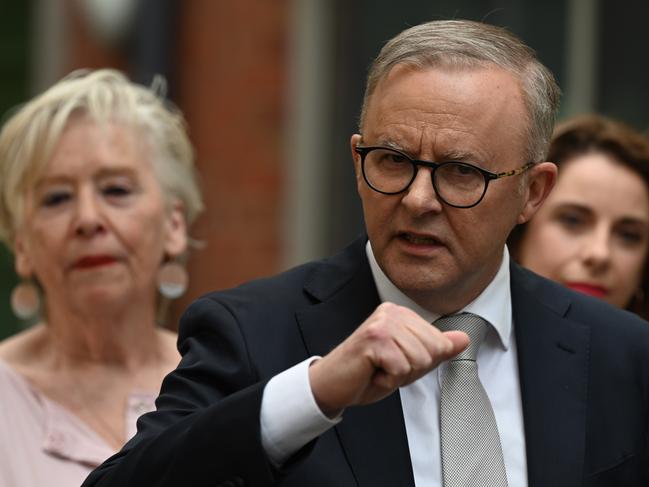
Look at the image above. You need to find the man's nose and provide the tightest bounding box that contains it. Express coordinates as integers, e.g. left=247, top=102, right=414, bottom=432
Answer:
left=74, top=189, right=105, bottom=237
left=401, top=167, right=443, bottom=214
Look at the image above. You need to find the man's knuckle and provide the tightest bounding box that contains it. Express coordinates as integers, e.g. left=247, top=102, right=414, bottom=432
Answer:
left=364, top=321, right=388, bottom=342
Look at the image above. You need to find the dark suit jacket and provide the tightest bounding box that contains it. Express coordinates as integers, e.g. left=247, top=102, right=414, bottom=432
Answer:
left=84, top=237, right=649, bottom=487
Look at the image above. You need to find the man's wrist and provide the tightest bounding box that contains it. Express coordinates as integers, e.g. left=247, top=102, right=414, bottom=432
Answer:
left=260, top=356, right=342, bottom=466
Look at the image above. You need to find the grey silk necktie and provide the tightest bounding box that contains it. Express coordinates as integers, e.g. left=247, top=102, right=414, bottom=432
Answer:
left=435, top=313, right=508, bottom=487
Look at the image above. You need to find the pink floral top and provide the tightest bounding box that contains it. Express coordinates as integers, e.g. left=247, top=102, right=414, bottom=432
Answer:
left=0, top=359, right=156, bottom=487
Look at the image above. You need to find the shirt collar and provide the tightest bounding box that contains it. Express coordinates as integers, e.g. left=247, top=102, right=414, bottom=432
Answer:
left=365, top=241, right=512, bottom=350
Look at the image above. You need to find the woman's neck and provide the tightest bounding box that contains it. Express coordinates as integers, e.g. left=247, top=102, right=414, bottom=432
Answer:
left=42, top=299, right=166, bottom=369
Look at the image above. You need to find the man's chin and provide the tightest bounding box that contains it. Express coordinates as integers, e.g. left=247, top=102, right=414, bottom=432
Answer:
left=384, top=265, right=454, bottom=295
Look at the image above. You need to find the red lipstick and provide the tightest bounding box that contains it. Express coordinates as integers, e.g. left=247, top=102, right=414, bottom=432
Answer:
left=565, top=282, right=608, bottom=299
left=72, top=255, right=117, bottom=269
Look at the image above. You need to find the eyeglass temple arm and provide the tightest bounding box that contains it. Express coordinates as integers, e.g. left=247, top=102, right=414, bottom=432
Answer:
left=493, top=161, right=536, bottom=179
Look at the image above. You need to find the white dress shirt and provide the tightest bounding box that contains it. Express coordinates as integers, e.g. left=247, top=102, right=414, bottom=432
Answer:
left=261, top=243, right=527, bottom=487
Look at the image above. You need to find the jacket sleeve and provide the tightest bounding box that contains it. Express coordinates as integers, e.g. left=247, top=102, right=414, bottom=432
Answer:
left=82, top=296, right=278, bottom=487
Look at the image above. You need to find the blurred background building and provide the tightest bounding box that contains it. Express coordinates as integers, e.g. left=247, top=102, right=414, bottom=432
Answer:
left=2, top=0, right=648, bottom=338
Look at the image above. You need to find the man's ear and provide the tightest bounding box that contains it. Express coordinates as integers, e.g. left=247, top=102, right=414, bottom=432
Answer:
left=517, top=162, right=557, bottom=224
left=163, top=201, right=188, bottom=258
left=350, top=134, right=363, bottom=191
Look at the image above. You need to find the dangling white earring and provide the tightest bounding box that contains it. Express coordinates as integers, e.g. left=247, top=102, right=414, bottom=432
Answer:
left=10, top=280, right=41, bottom=320
left=157, top=261, right=188, bottom=299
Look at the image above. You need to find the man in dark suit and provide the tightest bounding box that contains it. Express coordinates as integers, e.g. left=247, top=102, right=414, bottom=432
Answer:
left=84, top=20, right=649, bottom=487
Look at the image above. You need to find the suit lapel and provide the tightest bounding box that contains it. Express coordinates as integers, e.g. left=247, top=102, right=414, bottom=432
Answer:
left=511, top=264, right=590, bottom=487
left=296, top=238, right=415, bottom=487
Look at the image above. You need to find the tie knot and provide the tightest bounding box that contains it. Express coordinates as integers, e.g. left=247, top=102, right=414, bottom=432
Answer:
left=434, top=312, right=488, bottom=360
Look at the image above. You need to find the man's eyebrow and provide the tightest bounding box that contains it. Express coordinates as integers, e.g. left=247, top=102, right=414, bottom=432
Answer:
left=363, top=137, right=484, bottom=163
left=438, top=149, right=482, bottom=162
left=369, top=137, right=407, bottom=151
left=382, top=140, right=408, bottom=152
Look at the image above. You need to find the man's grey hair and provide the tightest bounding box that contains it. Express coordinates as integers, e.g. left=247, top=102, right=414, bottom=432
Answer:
left=359, top=20, right=561, bottom=163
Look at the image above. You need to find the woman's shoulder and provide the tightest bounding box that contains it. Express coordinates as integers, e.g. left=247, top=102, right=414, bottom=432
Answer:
left=0, top=345, right=42, bottom=419
left=0, top=326, right=49, bottom=400
left=0, top=324, right=48, bottom=368
left=0, top=355, right=25, bottom=389
left=0, top=349, right=103, bottom=487
left=156, top=327, right=181, bottom=368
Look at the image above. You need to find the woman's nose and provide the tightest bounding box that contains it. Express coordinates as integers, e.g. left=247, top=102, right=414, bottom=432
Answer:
left=74, top=190, right=105, bottom=237
left=581, top=226, right=611, bottom=271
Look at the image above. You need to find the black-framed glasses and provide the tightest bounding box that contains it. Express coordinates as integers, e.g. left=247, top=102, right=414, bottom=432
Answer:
left=355, top=146, right=535, bottom=208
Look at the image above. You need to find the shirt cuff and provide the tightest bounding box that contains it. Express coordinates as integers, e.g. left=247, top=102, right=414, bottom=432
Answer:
left=260, top=356, right=342, bottom=466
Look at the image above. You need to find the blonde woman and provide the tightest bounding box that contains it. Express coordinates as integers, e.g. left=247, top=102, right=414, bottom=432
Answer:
left=0, top=69, right=203, bottom=486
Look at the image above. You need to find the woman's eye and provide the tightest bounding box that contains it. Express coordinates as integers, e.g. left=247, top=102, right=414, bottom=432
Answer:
left=619, top=231, right=642, bottom=243
left=557, top=212, right=584, bottom=229
left=102, top=184, right=132, bottom=197
left=41, top=191, right=70, bottom=207
left=616, top=227, right=645, bottom=245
